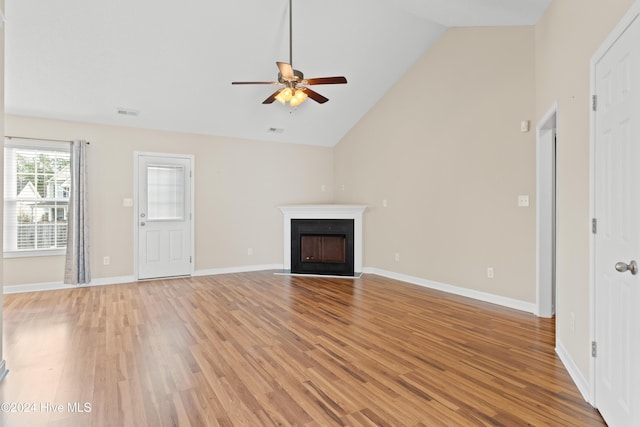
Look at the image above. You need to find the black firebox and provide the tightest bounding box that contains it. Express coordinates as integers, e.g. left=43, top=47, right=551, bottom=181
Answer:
left=290, top=219, right=354, bottom=276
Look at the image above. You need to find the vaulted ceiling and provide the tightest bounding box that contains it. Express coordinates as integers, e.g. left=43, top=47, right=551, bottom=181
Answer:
left=4, top=0, right=551, bottom=147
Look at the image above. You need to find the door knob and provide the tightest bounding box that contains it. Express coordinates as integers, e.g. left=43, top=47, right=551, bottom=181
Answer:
left=615, top=260, right=638, bottom=275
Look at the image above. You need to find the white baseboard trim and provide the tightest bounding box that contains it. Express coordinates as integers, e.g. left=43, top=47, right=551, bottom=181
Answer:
left=194, top=264, right=283, bottom=277
left=4, top=281, right=76, bottom=294
left=363, top=267, right=536, bottom=314
left=88, top=275, right=137, bottom=287
left=2, top=265, right=288, bottom=294
left=3, top=275, right=136, bottom=294
left=3, top=264, right=534, bottom=320
left=556, top=341, right=591, bottom=402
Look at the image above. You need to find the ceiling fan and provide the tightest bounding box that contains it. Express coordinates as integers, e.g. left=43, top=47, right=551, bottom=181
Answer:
left=231, top=0, right=347, bottom=106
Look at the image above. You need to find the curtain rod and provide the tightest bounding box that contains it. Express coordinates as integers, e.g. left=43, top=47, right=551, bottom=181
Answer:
left=5, top=135, right=90, bottom=144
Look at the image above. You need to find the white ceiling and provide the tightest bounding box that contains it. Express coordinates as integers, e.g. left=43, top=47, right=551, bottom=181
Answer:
left=4, top=0, right=551, bottom=147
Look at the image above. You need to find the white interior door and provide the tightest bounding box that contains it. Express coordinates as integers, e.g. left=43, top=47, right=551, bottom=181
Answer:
left=594, top=14, right=640, bottom=427
left=137, top=154, right=192, bottom=280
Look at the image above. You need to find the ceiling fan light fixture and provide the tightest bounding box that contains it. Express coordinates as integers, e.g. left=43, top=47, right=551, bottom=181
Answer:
left=282, top=87, right=294, bottom=102
left=289, top=89, right=307, bottom=107
left=294, top=89, right=307, bottom=102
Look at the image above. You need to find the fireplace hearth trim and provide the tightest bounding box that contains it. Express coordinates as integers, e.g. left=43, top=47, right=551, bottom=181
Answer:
left=278, top=205, right=367, bottom=277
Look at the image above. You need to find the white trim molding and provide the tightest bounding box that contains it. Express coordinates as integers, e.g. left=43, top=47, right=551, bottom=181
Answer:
left=278, top=204, right=367, bottom=273
left=2, top=266, right=291, bottom=294
left=4, top=267, right=537, bottom=317
left=535, top=101, right=558, bottom=318
left=556, top=342, right=591, bottom=402
left=364, top=267, right=536, bottom=314
left=3, top=275, right=135, bottom=294
left=194, top=264, right=283, bottom=277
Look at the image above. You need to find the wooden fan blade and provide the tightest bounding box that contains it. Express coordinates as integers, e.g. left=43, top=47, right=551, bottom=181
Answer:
left=303, top=87, right=329, bottom=104
left=232, top=81, right=280, bottom=85
left=277, top=62, right=294, bottom=79
left=305, top=76, right=348, bottom=85
left=262, top=88, right=283, bottom=104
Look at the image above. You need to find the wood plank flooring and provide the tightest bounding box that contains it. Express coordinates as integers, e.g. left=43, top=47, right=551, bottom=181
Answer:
left=1, top=272, right=605, bottom=426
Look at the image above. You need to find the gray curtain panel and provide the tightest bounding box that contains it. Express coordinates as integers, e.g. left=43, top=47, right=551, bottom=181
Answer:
left=64, top=140, right=91, bottom=285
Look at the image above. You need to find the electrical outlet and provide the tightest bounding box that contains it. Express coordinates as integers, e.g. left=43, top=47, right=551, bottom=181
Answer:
left=487, top=267, right=494, bottom=278
left=394, top=253, right=400, bottom=262
left=247, top=248, right=253, bottom=256
left=518, top=195, right=530, bottom=207
left=103, top=256, right=110, bottom=265
left=383, top=199, right=388, bottom=208
left=321, top=184, right=327, bottom=192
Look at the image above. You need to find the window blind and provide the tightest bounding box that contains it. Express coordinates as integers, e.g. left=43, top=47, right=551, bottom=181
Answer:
left=4, top=138, right=71, bottom=254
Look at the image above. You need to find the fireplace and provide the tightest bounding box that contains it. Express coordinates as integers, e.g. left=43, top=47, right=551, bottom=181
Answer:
left=278, top=205, right=367, bottom=277
left=291, top=219, right=354, bottom=276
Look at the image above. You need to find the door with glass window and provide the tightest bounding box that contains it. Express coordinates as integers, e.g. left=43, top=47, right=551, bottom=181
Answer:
left=137, top=154, right=192, bottom=280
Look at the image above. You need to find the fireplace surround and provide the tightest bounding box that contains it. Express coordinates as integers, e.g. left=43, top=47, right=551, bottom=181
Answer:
left=278, top=205, right=366, bottom=277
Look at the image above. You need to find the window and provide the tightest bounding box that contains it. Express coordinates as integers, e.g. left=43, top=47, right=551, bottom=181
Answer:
left=4, top=139, right=71, bottom=256
left=147, top=165, right=185, bottom=220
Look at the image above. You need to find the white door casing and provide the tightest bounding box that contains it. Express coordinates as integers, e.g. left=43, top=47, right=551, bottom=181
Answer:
left=592, top=10, right=640, bottom=427
left=136, top=153, right=193, bottom=280
left=536, top=105, right=557, bottom=318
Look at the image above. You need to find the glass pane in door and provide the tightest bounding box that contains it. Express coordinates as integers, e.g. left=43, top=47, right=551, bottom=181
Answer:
left=147, top=165, right=185, bottom=220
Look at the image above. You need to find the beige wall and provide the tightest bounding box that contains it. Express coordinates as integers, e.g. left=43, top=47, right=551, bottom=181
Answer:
left=335, top=26, right=537, bottom=302
left=334, top=0, right=637, bottom=394
left=535, top=0, right=634, bottom=382
left=4, top=115, right=334, bottom=286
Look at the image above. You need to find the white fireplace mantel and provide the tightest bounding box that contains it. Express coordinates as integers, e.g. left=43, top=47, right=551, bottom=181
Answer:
left=279, top=204, right=367, bottom=275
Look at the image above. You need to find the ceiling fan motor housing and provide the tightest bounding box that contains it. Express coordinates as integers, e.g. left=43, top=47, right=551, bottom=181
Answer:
left=230, top=0, right=347, bottom=105
left=278, top=69, right=304, bottom=85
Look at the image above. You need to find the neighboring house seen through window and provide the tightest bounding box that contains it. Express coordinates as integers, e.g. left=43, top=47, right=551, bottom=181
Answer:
left=4, top=138, right=71, bottom=256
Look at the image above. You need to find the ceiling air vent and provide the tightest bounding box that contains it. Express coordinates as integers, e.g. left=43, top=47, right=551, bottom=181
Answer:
left=268, top=127, right=284, bottom=134
left=116, top=107, right=139, bottom=117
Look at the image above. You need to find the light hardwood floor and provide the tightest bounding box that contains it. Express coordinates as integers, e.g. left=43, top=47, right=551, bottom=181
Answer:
left=1, top=272, right=605, bottom=426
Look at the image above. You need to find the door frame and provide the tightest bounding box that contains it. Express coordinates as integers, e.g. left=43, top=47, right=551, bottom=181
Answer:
left=589, top=0, right=640, bottom=406
left=536, top=102, right=558, bottom=318
left=133, top=151, right=195, bottom=280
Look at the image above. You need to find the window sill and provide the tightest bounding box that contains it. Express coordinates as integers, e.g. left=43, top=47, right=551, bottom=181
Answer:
left=4, top=249, right=66, bottom=259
